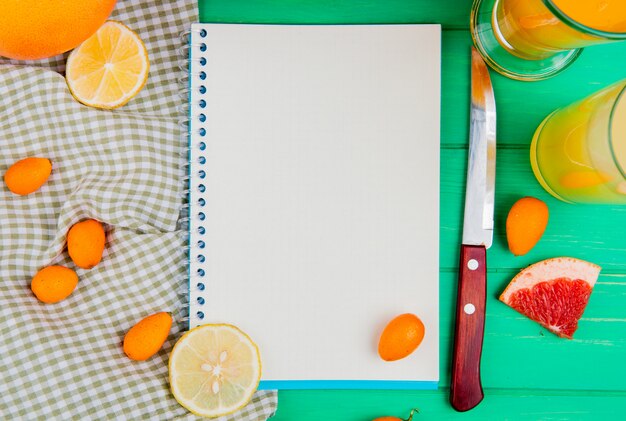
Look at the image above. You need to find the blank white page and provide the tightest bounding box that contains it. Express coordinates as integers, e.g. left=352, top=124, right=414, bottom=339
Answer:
left=189, top=23, right=440, bottom=388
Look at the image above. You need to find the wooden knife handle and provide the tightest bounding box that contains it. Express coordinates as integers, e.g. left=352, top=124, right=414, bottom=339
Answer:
left=450, top=244, right=487, bottom=412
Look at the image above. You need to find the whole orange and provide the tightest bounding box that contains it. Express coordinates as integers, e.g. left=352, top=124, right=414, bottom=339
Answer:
left=0, top=0, right=117, bottom=60
left=378, top=313, right=425, bottom=362
left=506, top=196, right=549, bottom=256
left=31, top=266, right=79, bottom=304
left=67, top=219, right=106, bottom=269
left=123, top=312, right=173, bottom=361
left=4, top=157, right=52, bottom=196
left=372, top=409, right=418, bottom=421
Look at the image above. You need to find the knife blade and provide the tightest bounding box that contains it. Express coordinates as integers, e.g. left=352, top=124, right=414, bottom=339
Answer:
left=449, top=47, right=496, bottom=412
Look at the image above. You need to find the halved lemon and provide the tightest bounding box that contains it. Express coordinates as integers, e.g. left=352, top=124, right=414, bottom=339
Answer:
left=66, top=21, right=149, bottom=109
left=169, top=324, right=262, bottom=418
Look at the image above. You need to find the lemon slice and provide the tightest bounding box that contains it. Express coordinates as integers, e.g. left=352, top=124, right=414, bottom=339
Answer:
left=169, top=324, right=262, bottom=418
left=66, top=21, right=149, bottom=109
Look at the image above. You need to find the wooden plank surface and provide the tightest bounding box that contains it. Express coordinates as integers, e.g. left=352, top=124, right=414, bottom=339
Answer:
left=273, top=389, right=626, bottom=420
left=200, top=0, right=473, bottom=28
left=441, top=149, right=626, bottom=272
left=442, top=32, right=626, bottom=147
left=198, top=0, right=626, bottom=419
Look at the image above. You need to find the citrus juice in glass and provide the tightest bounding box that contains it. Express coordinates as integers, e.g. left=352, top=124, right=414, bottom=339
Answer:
left=472, top=0, right=626, bottom=80
left=493, top=0, right=626, bottom=60
left=530, top=80, right=626, bottom=204
left=495, top=0, right=626, bottom=59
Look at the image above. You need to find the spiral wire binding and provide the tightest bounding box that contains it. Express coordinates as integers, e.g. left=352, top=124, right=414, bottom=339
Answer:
left=178, top=27, right=213, bottom=327
left=177, top=29, right=192, bottom=325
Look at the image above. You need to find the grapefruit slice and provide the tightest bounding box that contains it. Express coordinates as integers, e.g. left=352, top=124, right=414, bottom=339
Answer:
left=500, top=257, right=601, bottom=339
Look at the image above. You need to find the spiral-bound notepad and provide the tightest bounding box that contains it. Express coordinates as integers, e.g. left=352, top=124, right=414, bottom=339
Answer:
left=187, top=23, right=441, bottom=389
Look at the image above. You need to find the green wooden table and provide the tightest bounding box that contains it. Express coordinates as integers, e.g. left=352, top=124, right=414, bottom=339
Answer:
left=198, top=1, right=626, bottom=419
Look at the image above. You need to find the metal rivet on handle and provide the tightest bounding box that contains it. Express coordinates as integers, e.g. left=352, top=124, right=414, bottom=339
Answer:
left=464, top=303, right=476, bottom=315
left=467, top=259, right=479, bottom=270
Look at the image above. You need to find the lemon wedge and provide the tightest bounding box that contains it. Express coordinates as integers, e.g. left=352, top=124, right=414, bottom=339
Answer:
left=66, top=21, right=149, bottom=109
left=169, top=324, right=262, bottom=418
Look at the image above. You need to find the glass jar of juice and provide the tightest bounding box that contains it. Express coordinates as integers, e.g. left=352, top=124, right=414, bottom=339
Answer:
left=472, top=0, right=626, bottom=80
left=530, top=80, right=626, bottom=203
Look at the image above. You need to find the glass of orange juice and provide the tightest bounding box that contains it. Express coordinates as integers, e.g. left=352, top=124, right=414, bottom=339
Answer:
left=471, top=0, right=626, bottom=80
left=530, top=80, right=626, bottom=204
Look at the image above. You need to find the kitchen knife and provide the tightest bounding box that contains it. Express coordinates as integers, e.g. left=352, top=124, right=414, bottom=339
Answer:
left=449, top=47, right=496, bottom=412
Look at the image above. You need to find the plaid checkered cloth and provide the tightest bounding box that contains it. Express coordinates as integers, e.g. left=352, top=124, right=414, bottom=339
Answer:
left=0, top=1, right=277, bottom=420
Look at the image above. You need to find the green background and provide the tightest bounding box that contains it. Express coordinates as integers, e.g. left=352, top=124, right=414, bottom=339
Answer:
left=198, top=1, right=626, bottom=419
